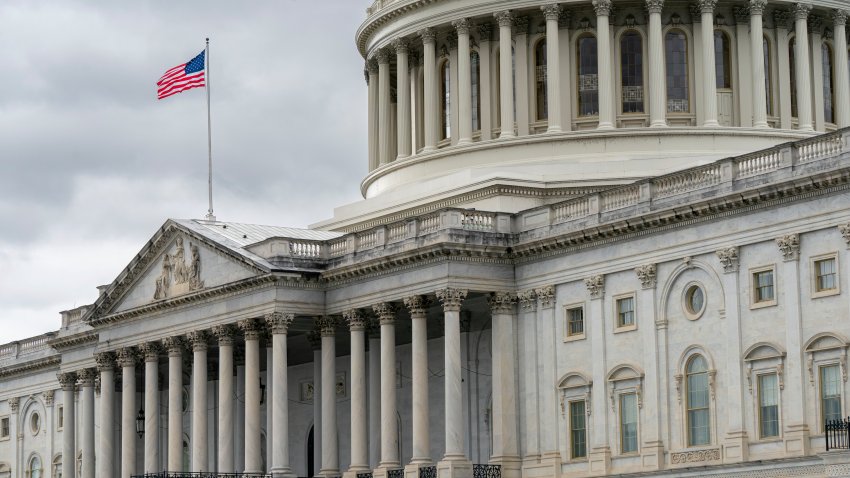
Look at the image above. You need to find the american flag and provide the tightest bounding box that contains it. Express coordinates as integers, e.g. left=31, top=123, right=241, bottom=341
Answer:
left=157, top=50, right=206, bottom=100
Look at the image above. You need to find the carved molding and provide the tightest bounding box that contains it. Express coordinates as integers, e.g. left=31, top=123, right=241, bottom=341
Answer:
left=671, top=448, right=721, bottom=464
left=478, top=24, right=493, bottom=41
left=716, top=247, right=739, bottom=273
left=697, top=0, right=718, bottom=14
left=734, top=6, right=751, bottom=24
left=57, top=372, right=77, bottom=391
left=265, top=312, right=295, bottom=335
left=833, top=10, right=849, bottom=26
left=794, top=2, right=812, bottom=21
left=774, top=10, right=793, bottom=29
left=542, top=4, right=561, bottom=22
left=436, top=288, right=468, bottom=312
left=392, top=38, right=409, bottom=55
left=162, top=336, right=184, bottom=356
left=838, top=224, right=850, bottom=248
left=776, top=233, right=800, bottom=261
left=306, top=330, right=322, bottom=350
left=635, top=264, right=657, bottom=289
left=237, top=319, right=262, bottom=341
left=95, top=352, right=115, bottom=372
left=78, top=368, right=97, bottom=386
left=585, top=275, right=605, bottom=299
left=452, top=18, right=472, bottom=35
left=344, top=309, right=367, bottom=331
left=316, top=316, right=338, bottom=336
left=494, top=10, right=514, bottom=28
left=211, top=324, right=236, bottom=345
left=517, top=289, right=537, bottom=311
left=372, top=303, right=396, bottom=325
left=116, top=347, right=138, bottom=367
left=153, top=236, right=205, bottom=301
left=646, top=0, right=664, bottom=14
left=593, top=0, right=612, bottom=17
left=9, top=397, right=19, bottom=412
left=42, top=390, right=55, bottom=407
left=535, top=286, right=556, bottom=309
left=375, top=48, right=392, bottom=64
left=749, top=0, right=768, bottom=16
left=418, top=28, right=436, bottom=45
left=403, top=295, right=429, bottom=318
left=186, top=330, right=210, bottom=351
left=488, top=292, right=517, bottom=314
left=138, top=342, right=161, bottom=362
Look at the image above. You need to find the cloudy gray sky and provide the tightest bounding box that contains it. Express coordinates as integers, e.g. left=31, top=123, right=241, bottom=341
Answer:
left=0, top=0, right=367, bottom=342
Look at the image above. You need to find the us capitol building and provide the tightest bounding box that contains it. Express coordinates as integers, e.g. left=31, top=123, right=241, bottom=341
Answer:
left=3, top=0, right=850, bottom=477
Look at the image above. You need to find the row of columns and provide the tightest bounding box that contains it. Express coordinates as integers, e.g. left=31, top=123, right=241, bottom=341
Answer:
left=365, top=1, right=850, bottom=169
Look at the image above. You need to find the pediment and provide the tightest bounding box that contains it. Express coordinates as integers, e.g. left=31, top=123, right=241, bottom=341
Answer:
left=743, top=342, right=786, bottom=362
left=805, top=333, right=848, bottom=353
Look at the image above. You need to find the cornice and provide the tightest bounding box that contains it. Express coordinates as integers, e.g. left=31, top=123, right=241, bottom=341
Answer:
left=0, top=356, right=61, bottom=379
left=47, top=331, right=99, bottom=351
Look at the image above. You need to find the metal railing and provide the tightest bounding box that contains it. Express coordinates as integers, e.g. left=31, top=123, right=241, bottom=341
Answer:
left=826, top=417, right=850, bottom=451
left=131, top=473, right=273, bottom=478
left=418, top=466, right=436, bottom=478
left=356, top=473, right=374, bottom=478
left=472, top=465, right=501, bottom=478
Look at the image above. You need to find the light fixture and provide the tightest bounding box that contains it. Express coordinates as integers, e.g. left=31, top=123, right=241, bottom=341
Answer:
left=136, top=407, right=145, bottom=438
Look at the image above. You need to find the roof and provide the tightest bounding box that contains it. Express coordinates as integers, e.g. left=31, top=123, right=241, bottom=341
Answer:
left=182, top=220, right=342, bottom=247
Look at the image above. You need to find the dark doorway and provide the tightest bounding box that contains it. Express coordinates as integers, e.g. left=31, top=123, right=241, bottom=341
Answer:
left=307, top=426, right=315, bottom=477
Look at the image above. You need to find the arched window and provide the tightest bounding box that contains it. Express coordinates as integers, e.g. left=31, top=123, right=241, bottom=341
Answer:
left=28, top=455, right=43, bottom=478
left=51, top=456, right=60, bottom=478
left=764, top=37, right=773, bottom=116
left=577, top=34, right=599, bottom=116
left=440, top=59, right=451, bottom=140
left=790, top=38, right=798, bottom=118
left=823, top=43, right=835, bottom=124
left=471, top=51, right=481, bottom=131
left=665, top=30, right=689, bottom=113
left=182, top=439, right=190, bottom=472
left=621, top=31, right=644, bottom=113
left=686, top=355, right=711, bottom=446
left=535, top=38, right=548, bottom=120
left=714, top=30, right=732, bottom=89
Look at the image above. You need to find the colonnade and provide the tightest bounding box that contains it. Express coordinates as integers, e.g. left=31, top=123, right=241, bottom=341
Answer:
left=55, top=289, right=519, bottom=478
left=364, top=0, right=850, bottom=171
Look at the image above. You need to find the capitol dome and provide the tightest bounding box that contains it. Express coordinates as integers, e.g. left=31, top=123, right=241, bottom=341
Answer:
left=315, top=0, right=850, bottom=230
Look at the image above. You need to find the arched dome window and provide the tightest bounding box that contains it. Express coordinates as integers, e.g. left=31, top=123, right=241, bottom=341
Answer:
left=535, top=38, right=548, bottom=121
left=686, top=355, right=711, bottom=446
left=714, top=30, right=732, bottom=89
left=764, top=36, right=773, bottom=117
left=823, top=43, right=835, bottom=124
left=577, top=34, right=599, bottom=117
left=665, top=29, right=689, bottom=113
left=620, top=31, right=644, bottom=113
left=471, top=51, right=481, bottom=131
left=440, top=59, right=451, bottom=140
left=789, top=37, right=798, bottom=118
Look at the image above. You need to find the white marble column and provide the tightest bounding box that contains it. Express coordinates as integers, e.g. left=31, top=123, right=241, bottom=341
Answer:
left=378, top=49, right=393, bottom=165
left=140, top=343, right=161, bottom=474
left=95, top=353, right=115, bottom=478
left=368, top=323, right=381, bottom=468
left=635, top=266, right=664, bottom=469
left=394, top=39, right=412, bottom=159
left=516, top=292, right=540, bottom=463
left=793, top=3, right=814, bottom=131
left=266, top=313, right=295, bottom=477
left=494, top=11, right=515, bottom=138
left=534, top=287, right=559, bottom=468
left=514, top=16, right=530, bottom=136
left=586, top=276, right=611, bottom=473
left=811, top=25, right=825, bottom=132
left=162, top=337, right=183, bottom=472
left=404, top=297, right=430, bottom=467
left=833, top=10, right=850, bottom=128
left=454, top=18, right=473, bottom=144
left=212, top=325, right=236, bottom=473
left=646, top=0, right=667, bottom=127
left=58, top=372, right=77, bottom=478
left=239, top=319, right=263, bottom=473
left=79, top=369, right=96, bottom=478
left=478, top=25, right=494, bottom=140
left=775, top=11, right=793, bottom=129
left=436, top=288, right=472, bottom=477
left=419, top=28, right=438, bottom=152
left=187, top=331, right=209, bottom=472
left=698, top=0, right=720, bottom=127
left=735, top=8, right=753, bottom=128
left=318, top=317, right=340, bottom=476
left=309, top=332, right=324, bottom=474
left=750, top=0, right=769, bottom=128
left=367, top=60, right=380, bottom=171
left=344, top=310, right=369, bottom=476
left=118, top=347, right=138, bottom=478
left=489, top=293, right=520, bottom=478
left=543, top=5, right=562, bottom=133
left=593, top=0, right=615, bottom=129
left=373, top=303, right=399, bottom=470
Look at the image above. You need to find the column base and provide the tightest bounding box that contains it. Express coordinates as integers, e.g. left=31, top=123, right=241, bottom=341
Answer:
left=640, top=440, right=665, bottom=470
left=701, top=120, right=720, bottom=127
left=489, top=455, right=521, bottom=478
left=784, top=423, right=811, bottom=457
left=458, top=138, right=473, bottom=146
left=521, top=453, right=557, bottom=478
left=545, top=126, right=562, bottom=134
left=272, top=467, right=297, bottom=478
left=396, top=154, right=410, bottom=160
left=437, top=456, right=472, bottom=478
left=374, top=463, right=403, bottom=478
left=344, top=467, right=372, bottom=478
left=422, top=146, right=437, bottom=153
left=753, top=122, right=770, bottom=128
left=723, top=430, right=749, bottom=463
left=587, top=446, right=611, bottom=476
left=319, top=469, right=342, bottom=478
left=596, top=122, right=615, bottom=130
left=499, top=132, right=515, bottom=139
left=404, top=460, right=433, bottom=478
left=649, top=121, right=669, bottom=128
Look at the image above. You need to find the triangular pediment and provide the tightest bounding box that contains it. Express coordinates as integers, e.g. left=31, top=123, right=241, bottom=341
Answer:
left=85, top=220, right=271, bottom=322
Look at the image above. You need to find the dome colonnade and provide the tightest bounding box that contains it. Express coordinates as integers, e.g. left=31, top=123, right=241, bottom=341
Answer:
left=359, top=0, right=850, bottom=174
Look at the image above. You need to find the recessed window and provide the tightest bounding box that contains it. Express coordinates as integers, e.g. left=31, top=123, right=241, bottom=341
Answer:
left=577, top=34, right=599, bottom=117
left=686, top=355, right=711, bottom=446
left=751, top=266, right=777, bottom=308
left=569, top=400, right=587, bottom=459
left=620, top=31, right=644, bottom=113
left=813, top=255, right=839, bottom=297
left=821, top=364, right=842, bottom=426
left=30, top=412, right=41, bottom=435
left=615, top=295, right=636, bottom=329
left=57, top=406, right=64, bottom=430
left=665, top=29, right=689, bottom=113
left=0, top=416, right=9, bottom=439
left=565, top=305, right=585, bottom=339
left=684, top=284, right=706, bottom=318
left=758, top=374, right=780, bottom=439
left=182, top=388, right=190, bottom=414
left=619, top=393, right=639, bottom=454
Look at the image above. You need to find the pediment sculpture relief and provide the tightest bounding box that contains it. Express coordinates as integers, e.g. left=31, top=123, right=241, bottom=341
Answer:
left=153, top=237, right=205, bottom=300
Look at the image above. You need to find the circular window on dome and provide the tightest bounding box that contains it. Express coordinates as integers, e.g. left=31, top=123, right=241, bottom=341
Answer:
left=683, top=283, right=706, bottom=319
left=30, top=412, right=41, bottom=435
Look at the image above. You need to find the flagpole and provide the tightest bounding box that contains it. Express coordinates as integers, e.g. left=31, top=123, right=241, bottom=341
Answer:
left=204, top=37, right=216, bottom=222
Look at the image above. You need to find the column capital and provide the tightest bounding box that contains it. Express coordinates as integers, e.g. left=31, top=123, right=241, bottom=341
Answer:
left=776, top=234, right=800, bottom=261
left=366, top=318, right=382, bottom=339
left=366, top=59, right=379, bottom=74
left=95, top=352, right=115, bottom=372
left=517, top=289, right=537, bottom=312
left=307, top=330, right=323, bottom=350
left=542, top=4, right=562, bottom=21
left=734, top=6, right=751, bottom=24
left=78, top=368, right=97, bottom=386
left=372, top=303, right=396, bottom=325
left=392, top=38, right=409, bottom=54
left=585, top=275, right=605, bottom=300
left=452, top=17, right=472, bottom=35
left=494, top=10, right=514, bottom=28
left=838, top=223, right=850, bottom=248
left=793, top=2, right=812, bottom=20
left=697, top=0, right=718, bottom=14
left=162, top=336, right=184, bottom=356
left=418, top=27, right=437, bottom=44
left=8, top=397, right=19, bottom=412
left=316, top=316, right=338, bottom=336
left=513, top=15, right=530, bottom=35
left=42, top=390, right=55, bottom=406
left=211, top=324, right=238, bottom=345
left=488, top=292, right=517, bottom=314
left=265, top=312, right=295, bottom=335
left=635, top=264, right=657, bottom=289
left=186, top=330, right=210, bottom=351
left=534, top=285, right=555, bottom=309
left=238, top=319, right=263, bottom=341
left=478, top=23, right=494, bottom=41
left=559, top=8, right=572, bottom=28
left=749, top=0, right=768, bottom=15
left=58, top=372, right=77, bottom=391
left=774, top=9, right=793, bottom=29
left=716, top=246, right=740, bottom=273
left=403, top=295, right=429, bottom=317
left=833, top=9, right=849, bottom=26
left=376, top=48, right=392, bottom=65
left=593, top=0, right=613, bottom=17
left=344, top=309, right=367, bottom=331
left=138, top=342, right=161, bottom=362
left=116, top=347, right=138, bottom=367
left=436, top=288, right=468, bottom=312
left=808, top=15, right=824, bottom=34
left=645, top=0, right=664, bottom=14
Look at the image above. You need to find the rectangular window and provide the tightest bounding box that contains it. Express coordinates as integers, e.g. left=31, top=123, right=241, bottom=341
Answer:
left=821, top=365, right=842, bottom=425
left=687, top=372, right=710, bottom=446
left=567, top=306, right=585, bottom=337
left=616, top=296, right=635, bottom=328
left=619, top=393, right=639, bottom=453
left=570, top=400, right=587, bottom=459
left=753, top=269, right=775, bottom=304
left=758, top=374, right=780, bottom=438
left=815, top=257, right=837, bottom=292
left=0, top=417, right=9, bottom=439
left=58, top=406, right=63, bottom=430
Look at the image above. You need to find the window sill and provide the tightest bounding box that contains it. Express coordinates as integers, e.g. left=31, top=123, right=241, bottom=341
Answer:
left=753, top=437, right=782, bottom=443
left=564, top=333, right=586, bottom=343
left=750, top=300, right=777, bottom=310
left=614, top=325, right=637, bottom=334
left=812, top=289, right=840, bottom=299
